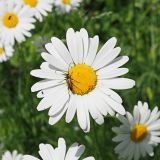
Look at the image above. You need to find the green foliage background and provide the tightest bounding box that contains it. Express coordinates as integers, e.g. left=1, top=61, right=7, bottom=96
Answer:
left=0, top=0, right=160, bottom=159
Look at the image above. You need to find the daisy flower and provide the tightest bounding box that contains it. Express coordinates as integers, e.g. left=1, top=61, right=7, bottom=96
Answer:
left=17, top=0, right=54, bottom=22
left=23, top=137, right=95, bottom=160
left=2, top=150, right=23, bottom=160
left=0, top=1, right=36, bottom=45
left=112, top=101, right=160, bottom=160
left=31, top=28, right=135, bottom=132
left=54, top=0, right=82, bottom=13
left=0, top=41, right=14, bottom=63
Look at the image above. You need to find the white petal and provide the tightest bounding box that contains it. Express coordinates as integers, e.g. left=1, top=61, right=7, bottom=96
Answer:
left=66, top=28, right=78, bottom=64
left=37, top=85, right=68, bottom=111
left=41, top=52, right=68, bottom=71
left=80, top=28, right=89, bottom=62
left=100, top=78, right=135, bottom=90
left=93, top=47, right=121, bottom=70
left=98, top=68, right=129, bottom=79
left=85, top=36, right=99, bottom=65
left=23, top=155, right=39, bottom=160
left=65, top=95, right=77, bottom=123
left=31, top=80, right=64, bottom=92
left=49, top=103, right=68, bottom=125
left=57, top=138, right=66, bottom=160
left=30, top=69, right=64, bottom=80
left=95, top=37, right=117, bottom=61
left=75, top=31, right=84, bottom=63
left=97, top=56, right=129, bottom=75
left=97, top=86, right=122, bottom=103
left=51, top=37, right=73, bottom=65
left=48, top=92, right=69, bottom=116
left=76, top=97, right=88, bottom=131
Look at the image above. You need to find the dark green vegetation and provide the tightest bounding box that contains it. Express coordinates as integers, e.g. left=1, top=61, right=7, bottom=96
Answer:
left=0, top=0, right=160, bottom=159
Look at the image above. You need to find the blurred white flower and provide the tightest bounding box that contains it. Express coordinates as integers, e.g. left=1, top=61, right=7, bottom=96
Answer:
left=54, top=0, right=82, bottom=13
left=0, top=1, right=36, bottom=45
left=0, top=42, right=14, bottom=63
left=23, top=137, right=95, bottom=160
left=31, top=28, right=135, bottom=132
left=2, top=150, right=23, bottom=160
left=17, top=0, right=54, bottom=22
left=112, top=101, right=160, bottom=160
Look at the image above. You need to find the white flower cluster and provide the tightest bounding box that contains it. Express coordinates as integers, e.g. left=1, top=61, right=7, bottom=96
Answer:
left=0, top=0, right=82, bottom=63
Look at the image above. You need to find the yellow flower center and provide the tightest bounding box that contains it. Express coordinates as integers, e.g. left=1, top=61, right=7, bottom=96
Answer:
left=67, top=64, right=97, bottom=95
left=3, top=13, right=19, bottom=28
left=0, top=48, right=4, bottom=55
left=131, top=124, right=147, bottom=142
left=23, top=0, right=38, bottom=7
left=62, top=0, right=71, bottom=5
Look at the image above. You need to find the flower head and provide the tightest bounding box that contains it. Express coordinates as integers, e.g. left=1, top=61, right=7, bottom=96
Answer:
left=17, top=0, right=54, bottom=22
left=31, top=28, right=135, bottom=132
left=0, top=41, right=14, bottom=63
left=54, top=0, right=82, bottom=13
left=23, top=138, right=95, bottom=160
left=0, top=1, right=36, bottom=45
left=112, top=101, right=160, bottom=160
left=2, top=150, right=23, bottom=160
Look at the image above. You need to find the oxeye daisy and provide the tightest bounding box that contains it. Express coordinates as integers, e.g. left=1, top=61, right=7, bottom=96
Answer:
left=23, top=137, right=95, bottom=160
left=0, top=1, right=36, bottom=45
left=17, top=0, right=54, bottom=22
left=112, top=101, right=160, bottom=160
left=2, top=150, right=23, bottom=160
left=31, top=28, right=135, bottom=132
left=54, top=0, right=82, bottom=13
left=0, top=41, right=14, bottom=63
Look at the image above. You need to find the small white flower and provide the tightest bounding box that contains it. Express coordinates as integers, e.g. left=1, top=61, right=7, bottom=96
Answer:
left=0, top=1, right=36, bottom=45
left=2, top=150, right=23, bottom=160
left=0, top=41, right=14, bottom=63
left=17, top=0, right=54, bottom=22
left=31, top=28, right=135, bottom=132
left=23, top=137, right=95, bottom=160
left=54, top=0, right=82, bottom=13
left=112, top=101, right=160, bottom=160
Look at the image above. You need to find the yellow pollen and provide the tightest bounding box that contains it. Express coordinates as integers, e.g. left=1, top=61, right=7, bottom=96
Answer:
left=131, top=124, right=147, bottom=142
left=0, top=48, right=4, bottom=55
left=23, top=0, right=38, bottom=7
left=62, top=0, right=71, bottom=5
left=3, top=13, right=19, bottom=28
left=67, top=64, right=97, bottom=95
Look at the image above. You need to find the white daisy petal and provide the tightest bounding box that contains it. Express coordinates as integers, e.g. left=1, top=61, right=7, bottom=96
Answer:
left=41, top=52, right=68, bottom=71
left=80, top=28, right=89, bottom=62
left=37, top=85, right=68, bottom=111
left=98, top=68, right=129, bottom=79
left=93, top=47, right=121, bottom=70
left=76, top=96, right=88, bottom=131
left=51, top=37, right=73, bottom=65
left=65, top=95, right=77, bottom=123
left=23, top=155, right=39, bottom=160
left=66, top=28, right=78, bottom=64
left=100, top=78, right=135, bottom=90
left=85, top=36, right=99, bottom=65
left=49, top=103, right=68, bottom=125
left=95, top=37, right=117, bottom=62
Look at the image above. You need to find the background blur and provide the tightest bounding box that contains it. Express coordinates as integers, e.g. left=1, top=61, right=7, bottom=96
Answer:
left=0, top=0, right=160, bottom=159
